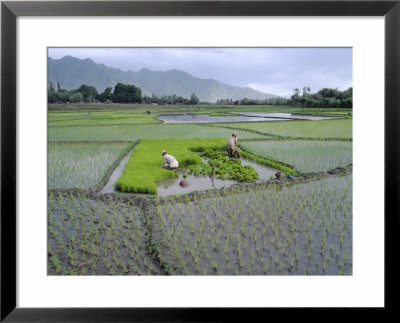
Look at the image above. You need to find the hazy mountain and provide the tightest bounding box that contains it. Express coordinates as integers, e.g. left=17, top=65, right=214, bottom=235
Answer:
left=48, top=56, right=279, bottom=102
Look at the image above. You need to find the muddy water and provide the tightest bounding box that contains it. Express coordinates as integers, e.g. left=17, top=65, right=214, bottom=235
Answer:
left=99, top=148, right=134, bottom=194
left=156, top=173, right=236, bottom=197
left=240, top=159, right=277, bottom=180
left=156, top=158, right=278, bottom=197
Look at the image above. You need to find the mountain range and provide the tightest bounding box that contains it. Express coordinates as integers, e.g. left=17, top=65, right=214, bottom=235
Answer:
left=48, top=56, right=279, bottom=103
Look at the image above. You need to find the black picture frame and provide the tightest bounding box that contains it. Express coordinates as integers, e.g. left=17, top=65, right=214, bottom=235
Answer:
left=1, top=0, right=399, bottom=321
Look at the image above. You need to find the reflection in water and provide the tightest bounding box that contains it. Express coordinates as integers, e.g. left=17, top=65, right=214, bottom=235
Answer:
left=156, top=173, right=236, bottom=197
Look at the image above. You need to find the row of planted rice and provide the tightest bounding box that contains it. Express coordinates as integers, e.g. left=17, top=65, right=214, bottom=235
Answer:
left=48, top=193, right=160, bottom=275
left=48, top=142, right=133, bottom=189
left=48, top=139, right=352, bottom=191
left=157, top=175, right=352, bottom=275
left=209, top=118, right=353, bottom=139
left=48, top=124, right=266, bottom=142
left=239, top=140, right=352, bottom=174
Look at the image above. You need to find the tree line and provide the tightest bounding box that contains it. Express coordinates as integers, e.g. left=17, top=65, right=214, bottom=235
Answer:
left=48, top=82, right=200, bottom=105
left=48, top=81, right=352, bottom=109
left=290, top=86, right=352, bottom=109
left=216, top=87, right=353, bottom=109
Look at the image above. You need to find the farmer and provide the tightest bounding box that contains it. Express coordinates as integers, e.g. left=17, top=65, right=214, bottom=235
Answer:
left=161, top=150, right=179, bottom=172
left=227, top=132, right=241, bottom=158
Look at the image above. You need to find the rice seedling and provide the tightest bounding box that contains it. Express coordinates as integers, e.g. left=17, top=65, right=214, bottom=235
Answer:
left=48, top=142, right=132, bottom=189
left=161, top=178, right=351, bottom=274
left=210, top=118, right=352, bottom=139
left=49, top=103, right=352, bottom=277
left=240, top=140, right=352, bottom=174
left=49, top=123, right=263, bottom=142
left=48, top=194, right=160, bottom=275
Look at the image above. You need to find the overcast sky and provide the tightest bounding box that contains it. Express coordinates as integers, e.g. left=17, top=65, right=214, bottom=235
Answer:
left=48, top=47, right=352, bottom=97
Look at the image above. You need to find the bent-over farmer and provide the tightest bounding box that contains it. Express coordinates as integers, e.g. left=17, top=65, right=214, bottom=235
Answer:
left=161, top=150, right=179, bottom=172
left=227, top=132, right=241, bottom=158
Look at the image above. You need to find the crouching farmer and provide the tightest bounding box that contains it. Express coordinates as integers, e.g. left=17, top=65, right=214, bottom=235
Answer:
left=227, top=132, right=241, bottom=158
left=161, top=150, right=179, bottom=172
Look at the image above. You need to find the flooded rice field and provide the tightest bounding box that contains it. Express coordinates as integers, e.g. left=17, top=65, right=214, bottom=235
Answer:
left=157, top=175, right=352, bottom=275
left=48, top=174, right=352, bottom=276
left=48, top=193, right=161, bottom=275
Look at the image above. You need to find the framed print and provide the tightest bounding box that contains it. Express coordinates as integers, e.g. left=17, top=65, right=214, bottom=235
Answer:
left=1, top=0, right=399, bottom=321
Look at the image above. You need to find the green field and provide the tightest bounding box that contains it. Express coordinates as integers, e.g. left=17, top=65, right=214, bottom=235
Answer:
left=209, top=118, right=353, bottom=139
left=48, top=123, right=267, bottom=142
left=48, top=142, right=132, bottom=189
left=48, top=104, right=352, bottom=276
left=240, top=140, right=352, bottom=173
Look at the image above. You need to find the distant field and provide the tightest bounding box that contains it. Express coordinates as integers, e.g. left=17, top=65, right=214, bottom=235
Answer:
left=48, top=123, right=265, bottom=142
left=49, top=111, right=160, bottom=127
left=209, top=118, right=353, bottom=139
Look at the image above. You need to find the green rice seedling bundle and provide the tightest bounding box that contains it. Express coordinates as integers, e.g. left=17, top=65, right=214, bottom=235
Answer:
left=185, top=150, right=258, bottom=182
left=115, top=138, right=226, bottom=194
left=240, top=140, right=352, bottom=174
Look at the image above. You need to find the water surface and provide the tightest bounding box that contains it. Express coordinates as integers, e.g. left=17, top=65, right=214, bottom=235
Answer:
left=157, top=113, right=340, bottom=124
left=237, top=112, right=340, bottom=121
left=156, top=158, right=278, bottom=197
left=157, top=114, right=290, bottom=123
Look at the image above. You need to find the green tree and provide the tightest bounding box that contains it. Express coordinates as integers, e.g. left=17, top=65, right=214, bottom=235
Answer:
left=69, top=92, right=83, bottom=103
left=78, top=84, right=98, bottom=102
left=49, top=82, right=55, bottom=93
left=111, top=83, right=142, bottom=103
left=190, top=93, right=200, bottom=105
left=98, top=87, right=113, bottom=102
